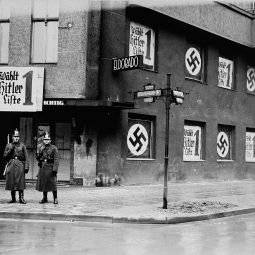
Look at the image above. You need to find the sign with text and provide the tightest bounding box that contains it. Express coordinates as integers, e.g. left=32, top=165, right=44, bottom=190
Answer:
left=218, top=57, right=233, bottom=90
left=246, top=132, right=255, bottom=162
left=112, top=55, right=143, bottom=71
left=129, top=22, right=155, bottom=70
left=0, top=67, right=44, bottom=112
left=183, top=125, right=202, bottom=161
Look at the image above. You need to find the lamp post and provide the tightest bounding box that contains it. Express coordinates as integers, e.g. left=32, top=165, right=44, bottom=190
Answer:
left=163, top=73, right=171, bottom=209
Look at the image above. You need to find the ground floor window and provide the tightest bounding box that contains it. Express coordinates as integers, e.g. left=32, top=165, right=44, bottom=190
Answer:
left=126, top=114, right=155, bottom=159
left=217, top=125, right=234, bottom=160
left=246, top=129, right=255, bottom=162
left=183, top=121, right=205, bottom=161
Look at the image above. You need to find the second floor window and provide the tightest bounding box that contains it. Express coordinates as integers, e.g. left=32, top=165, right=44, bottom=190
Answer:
left=0, top=0, right=10, bottom=64
left=31, top=0, right=59, bottom=63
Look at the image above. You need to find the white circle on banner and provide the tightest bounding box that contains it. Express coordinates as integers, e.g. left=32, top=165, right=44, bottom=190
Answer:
left=217, top=131, right=229, bottom=158
left=185, top=47, right=201, bottom=76
left=127, top=124, right=148, bottom=156
left=247, top=67, right=255, bottom=92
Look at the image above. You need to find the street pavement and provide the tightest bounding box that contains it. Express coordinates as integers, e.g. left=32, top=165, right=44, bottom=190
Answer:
left=0, top=180, right=255, bottom=224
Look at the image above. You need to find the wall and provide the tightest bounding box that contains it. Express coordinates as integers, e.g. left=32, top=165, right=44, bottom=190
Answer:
left=98, top=3, right=255, bottom=184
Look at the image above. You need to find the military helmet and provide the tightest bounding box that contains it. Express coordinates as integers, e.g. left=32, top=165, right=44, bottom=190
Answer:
left=44, top=132, right=51, bottom=140
left=13, top=128, right=19, bottom=137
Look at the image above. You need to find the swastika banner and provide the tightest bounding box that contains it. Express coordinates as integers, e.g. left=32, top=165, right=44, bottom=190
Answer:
left=127, top=119, right=151, bottom=158
left=185, top=45, right=203, bottom=80
left=247, top=66, right=255, bottom=95
left=217, top=130, right=231, bottom=159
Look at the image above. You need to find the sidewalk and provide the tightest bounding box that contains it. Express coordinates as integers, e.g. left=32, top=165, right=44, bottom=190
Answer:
left=0, top=180, right=255, bottom=224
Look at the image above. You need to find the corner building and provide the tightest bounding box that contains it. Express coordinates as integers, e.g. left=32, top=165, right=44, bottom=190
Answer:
left=1, top=0, right=255, bottom=185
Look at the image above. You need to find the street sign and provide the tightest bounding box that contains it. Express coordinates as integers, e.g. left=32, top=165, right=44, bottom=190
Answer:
left=136, top=89, right=162, bottom=98
left=112, top=55, right=143, bottom=71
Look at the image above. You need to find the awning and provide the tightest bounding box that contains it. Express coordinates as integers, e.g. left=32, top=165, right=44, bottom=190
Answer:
left=43, top=99, right=135, bottom=109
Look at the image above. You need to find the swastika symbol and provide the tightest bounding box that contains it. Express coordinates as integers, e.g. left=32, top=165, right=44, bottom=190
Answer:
left=127, top=124, right=148, bottom=156
left=217, top=132, right=229, bottom=158
left=247, top=68, right=255, bottom=92
left=185, top=47, right=201, bottom=76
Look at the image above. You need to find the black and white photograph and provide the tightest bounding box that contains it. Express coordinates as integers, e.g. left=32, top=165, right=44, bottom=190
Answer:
left=1, top=0, right=255, bottom=254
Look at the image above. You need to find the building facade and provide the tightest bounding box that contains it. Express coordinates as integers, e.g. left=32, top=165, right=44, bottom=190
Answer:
left=1, top=0, right=255, bottom=185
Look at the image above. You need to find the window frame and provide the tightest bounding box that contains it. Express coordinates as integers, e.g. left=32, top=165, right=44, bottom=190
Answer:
left=126, top=113, right=155, bottom=160
left=183, top=120, right=206, bottom=162
left=30, top=0, right=59, bottom=64
left=217, top=124, right=235, bottom=161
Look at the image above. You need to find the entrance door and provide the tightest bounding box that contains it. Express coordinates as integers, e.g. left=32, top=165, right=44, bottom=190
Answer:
left=55, top=123, right=71, bottom=181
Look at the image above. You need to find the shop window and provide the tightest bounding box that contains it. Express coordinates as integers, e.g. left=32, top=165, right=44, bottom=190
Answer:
left=0, top=0, right=10, bottom=64
left=127, top=114, right=155, bottom=159
left=217, top=125, right=234, bottom=160
left=185, top=42, right=206, bottom=83
left=31, top=0, right=59, bottom=63
left=246, top=66, right=255, bottom=95
left=183, top=121, right=205, bottom=161
left=245, top=128, right=255, bottom=162
left=218, top=55, right=234, bottom=90
left=129, top=21, right=156, bottom=71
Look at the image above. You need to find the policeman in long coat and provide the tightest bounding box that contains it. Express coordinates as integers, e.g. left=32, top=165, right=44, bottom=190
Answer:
left=36, top=132, right=59, bottom=204
left=3, top=129, right=29, bottom=204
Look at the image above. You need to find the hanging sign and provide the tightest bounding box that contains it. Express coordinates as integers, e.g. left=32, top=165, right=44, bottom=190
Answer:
left=218, top=57, right=233, bottom=90
left=112, top=55, right=143, bottom=71
left=247, top=67, right=255, bottom=94
left=0, top=67, right=44, bottom=112
left=183, top=125, right=202, bottom=161
left=246, top=132, right=255, bottom=162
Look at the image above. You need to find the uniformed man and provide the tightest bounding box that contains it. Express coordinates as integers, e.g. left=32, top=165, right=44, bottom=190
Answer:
left=3, top=129, right=29, bottom=204
left=36, top=132, right=59, bottom=204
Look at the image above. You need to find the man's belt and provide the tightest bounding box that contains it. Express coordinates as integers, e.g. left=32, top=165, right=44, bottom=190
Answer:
left=42, top=159, right=54, bottom=163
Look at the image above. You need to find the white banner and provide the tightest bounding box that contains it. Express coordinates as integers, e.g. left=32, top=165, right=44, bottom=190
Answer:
left=129, top=22, right=155, bottom=70
left=183, top=125, right=202, bottom=161
left=0, top=67, right=44, bottom=112
left=246, top=132, right=255, bottom=162
left=218, top=57, right=233, bottom=89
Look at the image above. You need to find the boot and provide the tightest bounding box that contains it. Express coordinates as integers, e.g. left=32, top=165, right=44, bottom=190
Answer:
left=53, top=191, right=58, bottom=204
left=19, top=190, right=26, bottom=204
left=39, top=192, right=48, bottom=204
left=8, top=191, right=16, bottom=203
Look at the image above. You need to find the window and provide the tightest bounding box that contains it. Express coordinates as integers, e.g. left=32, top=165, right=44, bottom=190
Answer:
left=127, top=114, right=155, bottom=159
left=246, top=66, right=255, bottom=95
left=0, top=0, right=10, bottom=64
left=217, top=125, right=234, bottom=160
left=185, top=42, right=206, bottom=83
left=183, top=121, right=205, bottom=161
left=129, top=21, right=155, bottom=71
left=245, top=129, right=255, bottom=162
left=218, top=55, right=234, bottom=90
left=31, top=0, right=59, bottom=63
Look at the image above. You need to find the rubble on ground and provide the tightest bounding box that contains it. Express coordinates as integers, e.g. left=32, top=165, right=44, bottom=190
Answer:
left=160, top=201, right=238, bottom=214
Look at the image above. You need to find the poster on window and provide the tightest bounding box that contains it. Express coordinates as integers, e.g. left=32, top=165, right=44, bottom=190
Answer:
left=185, top=46, right=202, bottom=80
left=129, top=22, right=155, bottom=70
left=127, top=119, right=151, bottom=158
left=183, top=125, right=202, bottom=161
left=0, top=67, right=44, bottom=112
left=217, top=130, right=230, bottom=159
left=247, top=66, right=255, bottom=95
left=246, top=132, right=255, bottom=162
left=218, top=57, right=233, bottom=90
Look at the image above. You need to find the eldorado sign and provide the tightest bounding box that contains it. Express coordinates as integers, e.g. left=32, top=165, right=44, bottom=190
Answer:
left=112, top=55, right=143, bottom=71
left=0, top=67, right=44, bottom=112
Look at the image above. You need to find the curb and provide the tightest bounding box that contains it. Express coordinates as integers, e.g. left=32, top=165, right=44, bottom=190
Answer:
left=0, top=207, right=255, bottom=224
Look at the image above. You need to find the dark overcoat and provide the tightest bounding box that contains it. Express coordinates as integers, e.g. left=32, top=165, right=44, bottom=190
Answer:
left=3, top=141, right=29, bottom=191
left=36, top=144, right=59, bottom=192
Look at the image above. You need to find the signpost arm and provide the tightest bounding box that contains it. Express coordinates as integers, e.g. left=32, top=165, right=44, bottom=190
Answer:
left=163, top=73, right=171, bottom=209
